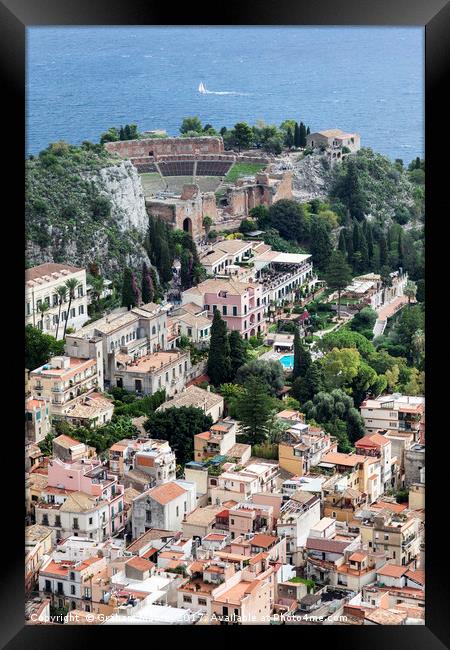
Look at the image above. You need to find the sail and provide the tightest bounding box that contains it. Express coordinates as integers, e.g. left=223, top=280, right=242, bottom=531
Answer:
left=198, top=81, right=206, bottom=93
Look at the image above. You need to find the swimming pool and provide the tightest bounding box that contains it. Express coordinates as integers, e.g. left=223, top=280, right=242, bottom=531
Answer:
left=279, top=354, right=294, bottom=370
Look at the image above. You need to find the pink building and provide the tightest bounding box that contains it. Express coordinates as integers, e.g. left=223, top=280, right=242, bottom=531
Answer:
left=35, top=458, right=125, bottom=541
left=182, top=278, right=267, bottom=340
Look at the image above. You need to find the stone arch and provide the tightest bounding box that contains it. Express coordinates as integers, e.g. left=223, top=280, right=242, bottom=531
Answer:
left=183, top=217, right=192, bottom=235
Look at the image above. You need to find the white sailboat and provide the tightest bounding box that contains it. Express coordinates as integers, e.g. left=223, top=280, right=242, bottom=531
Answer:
left=198, top=81, right=207, bottom=94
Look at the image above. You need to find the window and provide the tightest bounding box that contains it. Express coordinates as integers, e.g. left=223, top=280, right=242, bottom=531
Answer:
left=45, top=580, right=51, bottom=592
left=52, top=295, right=58, bottom=306
left=89, top=517, right=93, bottom=525
left=78, top=305, right=84, bottom=315
left=232, top=306, right=237, bottom=316
left=55, top=516, right=61, bottom=527
left=222, top=306, right=227, bottom=316
left=26, top=302, right=31, bottom=315
left=184, top=501, right=187, bottom=512
left=70, top=585, right=75, bottom=595
left=135, top=379, right=142, bottom=393
left=176, top=506, right=179, bottom=517
left=78, top=286, right=84, bottom=297
left=198, top=598, right=207, bottom=606
left=70, top=308, right=76, bottom=318
left=183, top=595, right=192, bottom=603
left=204, top=304, right=209, bottom=311
left=73, top=518, right=79, bottom=530
left=53, top=314, right=59, bottom=325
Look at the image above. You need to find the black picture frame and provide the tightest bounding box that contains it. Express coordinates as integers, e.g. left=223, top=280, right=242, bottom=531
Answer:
left=1, top=0, right=447, bottom=646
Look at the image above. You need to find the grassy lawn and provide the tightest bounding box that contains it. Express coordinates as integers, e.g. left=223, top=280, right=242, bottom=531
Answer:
left=139, top=172, right=165, bottom=195
left=224, top=162, right=266, bottom=184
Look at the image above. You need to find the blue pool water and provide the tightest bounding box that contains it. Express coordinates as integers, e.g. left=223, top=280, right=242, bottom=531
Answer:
left=279, top=354, right=294, bottom=370
left=26, top=27, right=424, bottom=159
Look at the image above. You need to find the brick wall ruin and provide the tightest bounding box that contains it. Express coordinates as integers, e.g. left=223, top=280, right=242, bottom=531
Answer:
left=105, top=137, right=224, bottom=160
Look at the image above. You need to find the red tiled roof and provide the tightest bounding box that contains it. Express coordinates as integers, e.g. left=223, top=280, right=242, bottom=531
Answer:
left=250, top=534, right=278, bottom=549
left=377, top=563, right=408, bottom=578
left=146, top=482, right=186, bottom=505
left=126, top=556, right=154, bottom=572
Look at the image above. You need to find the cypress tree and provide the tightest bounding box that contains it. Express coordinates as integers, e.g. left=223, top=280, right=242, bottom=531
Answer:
left=124, top=124, right=132, bottom=140
left=294, top=122, right=300, bottom=148
left=379, top=232, right=388, bottom=268
left=119, top=126, right=125, bottom=140
left=306, top=126, right=310, bottom=135
left=310, top=218, right=332, bottom=270
left=180, top=250, right=193, bottom=290
left=207, top=309, right=231, bottom=386
left=131, top=271, right=141, bottom=306
left=359, top=228, right=369, bottom=273
left=121, top=267, right=135, bottom=309
left=367, top=223, right=374, bottom=261
left=293, top=327, right=312, bottom=379
left=299, top=122, right=307, bottom=148
left=325, top=251, right=353, bottom=319
left=338, top=229, right=347, bottom=257
left=159, top=239, right=173, bottom=284
left=229, top=330, right=247, bottom=379
left=141, top=262, right=154, bottom=304
left=352, top=221, right=361, bottom=254
left=398, top=230, right=404, bottom=269
left=285, top=126, right=294, bottom=149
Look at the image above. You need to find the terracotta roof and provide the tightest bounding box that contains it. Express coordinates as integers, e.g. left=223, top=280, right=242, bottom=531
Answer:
left=126, top=556, right=153, bottom=572
left=141, top=547, right=158, bottom=559
left=250, top=534, right=277, bottom=549
left=53, top=434, right=84, bottom=449
left=145, top=482, right=187, bottom=505
left=59, top=492, right=97, bottom=513
left=25, top=263, right=83, bottom=283
left=377, top=563, right=408, bottom=578
left=349, top=551, right=367, bottom=562
left=356, top=433, right=390, bottom=448
left=322, top=452, right=367, bottom=467
left=405, top=569, right=425, bottom=586
left=372, top=500, right=407, bottom=513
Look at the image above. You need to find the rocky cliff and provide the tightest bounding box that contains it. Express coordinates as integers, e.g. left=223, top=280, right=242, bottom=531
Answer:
left=289, top=152, right=334, bottom=202
left=26, top=144, right=151, bottom=279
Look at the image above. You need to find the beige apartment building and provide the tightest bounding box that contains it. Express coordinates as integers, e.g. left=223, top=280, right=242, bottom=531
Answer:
left=29, top=356, right=101, bottom=421
left=359, top=510, right=422, bottom=566
left=25, top=263, right=89, bottom=338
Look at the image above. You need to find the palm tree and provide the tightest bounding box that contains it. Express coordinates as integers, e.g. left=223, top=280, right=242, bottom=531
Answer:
left=37, top=302, right=50, bottom=332
left=90, top=276, right=104, bottom=307
left=404, top=281, right=417, bottom=305
left=63, top=278, right=80, bottom=339
left=55, top=285, right=67, bottom=340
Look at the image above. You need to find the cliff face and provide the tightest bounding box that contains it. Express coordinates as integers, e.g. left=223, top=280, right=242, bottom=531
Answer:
left=26, top=147, right=151, bottom=279
left=81, top=160, right=148, bottom=234
left=289, top=152, right=334, bottom=202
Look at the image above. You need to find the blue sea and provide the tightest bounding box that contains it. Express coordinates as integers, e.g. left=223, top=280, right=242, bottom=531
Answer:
left=26, top=27, right=424, bottom=161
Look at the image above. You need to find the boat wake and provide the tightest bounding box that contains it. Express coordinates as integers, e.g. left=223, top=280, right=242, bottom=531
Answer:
left=198, top=81, right=249, bottom=96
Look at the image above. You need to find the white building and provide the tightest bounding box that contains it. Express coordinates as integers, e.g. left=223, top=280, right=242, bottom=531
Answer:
left=26, top=263, right=89, bottom=338
left=132, top=481, right=197, bottom=539
left=360, top=394, right=425, bottom=437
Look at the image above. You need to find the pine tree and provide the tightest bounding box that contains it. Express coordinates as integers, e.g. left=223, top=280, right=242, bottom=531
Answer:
left=235, top=377, right=272, bottom=445
left=293, top=327, right=312, bottom=379
left=121, top=267, right=135, bottom=309
left=141, top=262, right=154, bottom=304
left=325, top=251, right=353, bottom=319
left=229, top=330, right=247, bottom=379
left=207, top=309, right=231, bottom=386
left=299, top=122, right=307, bottom=148
left=294, top=122, right=300, bottom=148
